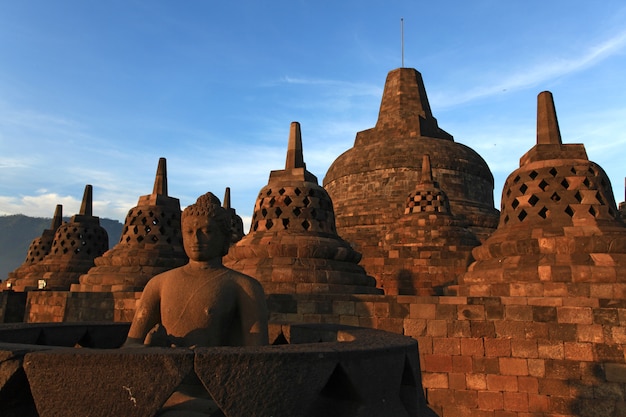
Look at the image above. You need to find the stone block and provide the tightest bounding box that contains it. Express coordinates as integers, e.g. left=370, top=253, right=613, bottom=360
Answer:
left=477, top=390, right=503, bottom=410
left=23, top=347, right=193, bottom=417
left=605, top=363, right=626, bottom=383
left=499, top=357, right=529, bottom=376
left=487, top=374, right=518, bottom=392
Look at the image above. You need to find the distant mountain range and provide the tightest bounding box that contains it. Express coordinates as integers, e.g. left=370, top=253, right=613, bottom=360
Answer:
left=0, top=214, right=124, bottom=281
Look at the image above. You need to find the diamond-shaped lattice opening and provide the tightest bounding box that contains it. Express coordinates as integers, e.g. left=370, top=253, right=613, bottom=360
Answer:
left=528, top=195, right=539, bottom=207
left=148, top=211, right=154, bottom=217
left=294, top=188, right=302, bottom=196
left=596, top=192, right=605, bottom=205
left=269, top=197, right=276, bottom=206
left=265, top=219, right=274, bottom=229
left=589, top=206, right=597, bottom=217
left=284, top=196, right=292, bottom=206
left=550, top=192, right=561, bottom=202
left=141, top=217, right=147, bottom=225
left=303, top=197, right=310, bottom=207
left=538, top=207, right=549, bottom=219
left=539, top=179, right=549, bottom=191
left=588, top=167, right=595, bottom=175
left=549, top=167, right=558, bottom=177
left=266, top=189, right=272, bottom=196
left=151, top=235, right=159, bottom=242
left=145, top=226, right=151, bottom=234
left=261, top=208, right=268, bottom=217
left=279, top=188, right=286, bottom=195
left=519, top=184, right=528, bottom=194
left=282, top=218, right=290, bottom=228
left=74, top=248, right=81, bottom=254
left=137, top=236, right=144, bottom=243
left=253, top=222, right=259, bottom=231
left=511, top=199, right=520, bottom=209
left=560, top=179, right=569, bottom=189
left=529, top=170, right=538, bottom=180
left=301, top=220, right=310, bottom=230
left=574, top=191, right=583, bottom=203
left=308, top=189, right=316, bottom=196
left=293, top=207, right=301, bottom=216
left=506, top=188, right=512, bottom=197
left=571, top=167, right=577, bottom=174
left=275, top=207, right=283, bottom=217
left=309, top=364, right=362, bottom=416
left=583, top=177, right=590, bottom=188
left=133, top=226, right=139, bottom=234
left=125, top=236, right=131, bottom=243
left=518, top=209, right=527, bottom=221
left=565, top=205, right=574, bottom=217
left=513, top=175, right=521, bottom=183
left=153, top=219, right=159, bottom=225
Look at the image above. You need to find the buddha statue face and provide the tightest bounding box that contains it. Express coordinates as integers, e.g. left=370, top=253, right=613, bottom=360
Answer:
left=181, top=192, right=232, bottom=261
left=182, top=215, right=227, bottom=262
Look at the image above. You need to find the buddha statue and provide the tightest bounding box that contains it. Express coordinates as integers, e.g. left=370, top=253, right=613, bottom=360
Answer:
left=125, top=192, right=268, bottom=347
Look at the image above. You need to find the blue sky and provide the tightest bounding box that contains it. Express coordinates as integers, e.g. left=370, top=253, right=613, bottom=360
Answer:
left=1, top=1, right=625, bottom=232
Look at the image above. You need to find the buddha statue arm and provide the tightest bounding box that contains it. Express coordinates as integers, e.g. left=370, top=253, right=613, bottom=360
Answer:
left=124, top=277, right=164, bottom=347
left=237, top=277, right=269, bottom=346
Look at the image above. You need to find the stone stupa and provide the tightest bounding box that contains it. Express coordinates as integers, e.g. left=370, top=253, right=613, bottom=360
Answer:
left=8, top=185, right=109, bottom=291
left=4, top=205, right=64, bottom=289
left=323, top=67, right=500, bottom=286
left=380, top=154, right=481, bottom=295
left=223, top=187, right=245, bottom=246
left=224, top=122, right=381, bottom=295
left=74, top=158, right=186, bottom=292
left=459, top=91, right=626, bottom=297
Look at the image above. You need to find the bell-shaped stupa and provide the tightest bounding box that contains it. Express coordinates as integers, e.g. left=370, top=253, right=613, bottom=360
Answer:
left=9, top=185, right=109, bottom=291
left=74, top=158, right=186, bottom=292
left=459, top=91, right=626, bottom=297
left=323, top=67, right=499, bottom=285
left=4, top=205, right=64, bottom=289
left=224, top=122, right=381, bottom=294
left=380, top=154, right=481, bottom=295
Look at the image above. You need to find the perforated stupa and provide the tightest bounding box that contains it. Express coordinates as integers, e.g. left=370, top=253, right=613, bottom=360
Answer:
left=224, top=122, right=380, bottom=294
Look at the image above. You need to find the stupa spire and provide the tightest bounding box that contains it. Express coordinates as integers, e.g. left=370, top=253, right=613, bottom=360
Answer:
left=371, top=68, right=453, bottom=141
left=152, top=157, right=168, bottom=196
left=223, top=187, right=231, bottom=210
left=79, top=185, right=93, bottom=217
left=536, top=91, right=562, bottom=145
left=51, top=204, right=63, bottom=230
left=285, top=122, right=305, bottom=169
left=421, top=154, right=433, bottom=183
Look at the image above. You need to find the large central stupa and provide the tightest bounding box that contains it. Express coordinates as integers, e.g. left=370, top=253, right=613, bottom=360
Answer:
left=323, top=67, right=500, bottom=286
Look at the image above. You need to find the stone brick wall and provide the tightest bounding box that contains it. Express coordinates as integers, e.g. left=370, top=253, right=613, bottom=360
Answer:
left=19, top=289, right=626, bottom=416
left=268, top=293, right=626, bottom=417
left=25, top=291, right=141, bottom=323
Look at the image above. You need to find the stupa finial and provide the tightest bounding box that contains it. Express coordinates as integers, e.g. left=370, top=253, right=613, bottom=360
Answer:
left=536, top=91, right=562, bottom=145
left=79, top=185, right=93, bottom=217
left=285, top=122, right=305, bottom=170
left=223, top=187, right=231, bottom=210
left=152, top=157, right=168, bottom=196
left=421, top=154, right=433, bottom=183
left=51, top=204, right=63, bottom=230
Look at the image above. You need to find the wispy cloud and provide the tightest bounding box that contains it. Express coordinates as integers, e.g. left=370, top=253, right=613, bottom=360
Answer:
left=431, top=30, right=626, bottom=108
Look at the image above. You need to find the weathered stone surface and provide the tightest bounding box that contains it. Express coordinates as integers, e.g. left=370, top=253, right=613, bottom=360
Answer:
left=225, top=122, right=381, bottom=295
left=75, top=158, right=187, bottom=292
left=323, top=68, right=499, bottom=288
left=23, top=347, right=194, bottom=417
